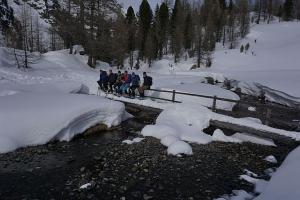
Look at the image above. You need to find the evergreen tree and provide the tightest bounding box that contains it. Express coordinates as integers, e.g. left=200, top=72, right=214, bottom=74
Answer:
left=158, top=2, right=169, bottom=58
left=184, top=12, right=193, bottom=50
left=138, top=0, right=153, bottom=59
left=283, top=0, right=294, bottom=21
left=170, top=0, right=184, bottom=63
left=126, top=6, right=136, bottom=69
left=239, top=0, right=250, bottom=38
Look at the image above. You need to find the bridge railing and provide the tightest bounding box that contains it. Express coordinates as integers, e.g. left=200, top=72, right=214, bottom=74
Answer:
left=145, top=88, right=299, bottom=126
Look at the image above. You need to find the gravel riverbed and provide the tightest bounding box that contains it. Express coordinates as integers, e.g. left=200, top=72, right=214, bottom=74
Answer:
left=0, top=104, right=298, bottom=200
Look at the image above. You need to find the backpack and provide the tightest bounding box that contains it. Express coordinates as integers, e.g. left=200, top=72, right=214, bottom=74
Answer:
left=148, top=76, right=153, bottom=86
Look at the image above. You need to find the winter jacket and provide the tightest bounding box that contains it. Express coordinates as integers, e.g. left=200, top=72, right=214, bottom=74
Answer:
left=131, top=75, right=140, bottom=86
left=108, top=73, right=117, bottom=84
left=99, top=71, right=108, bottom=84
left=122, top=74, right=132, bottom=84
left=143, top=76, right=152, bottom=87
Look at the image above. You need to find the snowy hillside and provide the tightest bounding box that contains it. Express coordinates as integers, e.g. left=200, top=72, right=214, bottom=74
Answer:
left=118, top=0, right=163, bottom=11
left=134, top=21, right=300, bottom=107
left=210, top=21, right=300, bottom=99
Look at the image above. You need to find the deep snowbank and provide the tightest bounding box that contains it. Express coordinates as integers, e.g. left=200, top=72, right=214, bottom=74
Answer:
left=0, top=93, right=127, bottom=153
left=254, top=146, right=300, bottom=200
left=141, top=103, right=294, bottom=156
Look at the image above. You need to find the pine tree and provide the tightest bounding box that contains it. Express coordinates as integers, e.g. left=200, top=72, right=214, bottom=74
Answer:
left=239, top=0, right=250, bottom=38
left=170, top=0, right=184, bottom=63
left=138, top=0, right=153, bottom=59
left=184, top=12, right=193, bottom=50
left=254, top=0, right=262, bottom=24
left=283, top=0, right=294, bottom=21
left=126, top=6, right=136, bottom=69
left=158, top=2, right=169, bottom=58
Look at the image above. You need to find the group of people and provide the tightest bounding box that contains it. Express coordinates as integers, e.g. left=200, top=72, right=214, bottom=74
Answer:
left=97, top=70, right=152, bottom=98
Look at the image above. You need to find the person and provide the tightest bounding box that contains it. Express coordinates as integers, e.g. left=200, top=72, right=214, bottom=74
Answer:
left=118, top=71, right=132, bottom=95
left=129, top=72, right=140, bottom=98
left=114, top=71, right=123, bottom=94
left=139, top=72, right=152, bottom=98
left=97, top=70, right=108, bottom=91
left=108, top=70, right=117, bottom=93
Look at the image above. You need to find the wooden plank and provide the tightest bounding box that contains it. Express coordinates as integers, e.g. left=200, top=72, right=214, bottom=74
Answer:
left=210, top=119, right=295, bottom=143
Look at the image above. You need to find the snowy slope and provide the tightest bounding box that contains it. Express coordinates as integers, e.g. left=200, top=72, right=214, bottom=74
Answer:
left=208, top=22, right=300, bottom=99
left=135, top=21, right=300, bottom=107
left=118, top=0, right=163, bottom=11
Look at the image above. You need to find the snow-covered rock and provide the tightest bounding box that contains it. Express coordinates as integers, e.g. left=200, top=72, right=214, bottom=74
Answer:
left=232, top=133, right=276, bottom=147
left=122, top=137, right=145, bottom=145
left=212, top=129, right=242, bottom=143
left=264, top=155, right=278, bottom=164
left=141, top=103, right=213, bottom=156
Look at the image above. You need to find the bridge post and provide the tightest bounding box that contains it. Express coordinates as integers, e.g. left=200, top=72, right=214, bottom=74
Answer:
left=264, top=108, right=272, bottom=126
left=172, top=90, right=176, bottom=103
left=212, top=96, right=217, bottom=112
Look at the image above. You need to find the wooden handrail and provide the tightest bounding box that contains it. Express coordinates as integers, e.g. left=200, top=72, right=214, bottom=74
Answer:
left=146, top=88, right=299, bottom=112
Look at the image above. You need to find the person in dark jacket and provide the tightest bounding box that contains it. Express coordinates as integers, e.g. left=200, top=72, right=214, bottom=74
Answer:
left=138, top=72, right=152, bottom=98
left=129, top=72, right=140, bottom=97
left=97, top=70, right=109, bottom=91
left=114, top=71, right=123, bottom=93
left=107, top=70, right=117, bottom=93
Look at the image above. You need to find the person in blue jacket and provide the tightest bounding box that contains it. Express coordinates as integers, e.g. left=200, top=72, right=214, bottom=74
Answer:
left=97, top=70, right=109, bottom=91
left=129, top=72, right=140, bottom=98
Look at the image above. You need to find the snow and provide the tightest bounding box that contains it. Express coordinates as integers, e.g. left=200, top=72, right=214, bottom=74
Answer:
left=212, top=129, right=277, bottom=146
left=206, top=22, right=300, bottom=106
left=140, top=103, right=295, bottom=156
left=149, top=82, right=240, bottom=111
left=118, top=0, right=162, bottom=11
left=231, top=133, right=276, bottom=147
left=122, top=137, right=145, bottom=145
left=248, top=107, right=256, bottom=112
left=0, top=92, right=127, bottom=153
left=212, top=129, right=242, bottom=143
left=243, top=169, right=258, bottom=178
left=255, top=146, right=300, bottom=200
left=167, top=141, right=193, bottom=156
left=141, top=104, right=213, bottom=156
left=240, top=175, right=268, bottom=194
left=79, top=183, right=92, bottom=190
left=127, top=22, right=300, bottom=107
left=217, top=190, right=254, bottom=200
left=264, top=155, right=278, bottom=164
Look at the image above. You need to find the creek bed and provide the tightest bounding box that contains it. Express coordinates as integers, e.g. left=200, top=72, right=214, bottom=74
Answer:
left=0, top=104, right=298, bottom=200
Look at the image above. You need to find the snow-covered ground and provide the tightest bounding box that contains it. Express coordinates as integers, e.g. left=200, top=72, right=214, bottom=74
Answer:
left=135, top=22, right=300, bottom=107
left=141, top=103, right=299, bottom=156
left=1, top=19, right=300, bottom=199
left=208, top=22, right=300, bottom=106
left=254, top=146, right=300, bottom=200
left=0, top=92, right=127, bottom=153
left=0, top=48, right=130, bottom=153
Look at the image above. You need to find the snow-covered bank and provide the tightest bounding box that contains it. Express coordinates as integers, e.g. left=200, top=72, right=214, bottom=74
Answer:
left=141, top=103, right=299, bottom=156
left=0, top=93, right=128, bottom=153
left=254, top=146, right=300, bottom=200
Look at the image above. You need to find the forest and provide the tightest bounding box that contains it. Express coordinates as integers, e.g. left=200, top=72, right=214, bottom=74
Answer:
left=1, top=0, right=300, bottom=69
